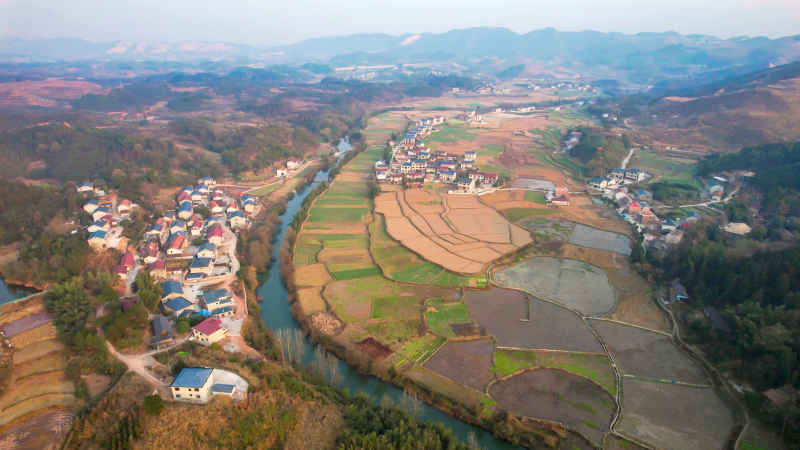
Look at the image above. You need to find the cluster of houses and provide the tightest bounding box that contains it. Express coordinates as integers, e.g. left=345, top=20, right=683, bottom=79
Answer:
left=81, top=188, right=135, bottom=252
left=150, top=280, right=235, bottom=349
left=377, top=117, right=498, bottom=191
left=589, top=168, right=648, bottom=190
left=605, top=185, right=699, bottom=248
left=138, top=177, right=256, bottom=284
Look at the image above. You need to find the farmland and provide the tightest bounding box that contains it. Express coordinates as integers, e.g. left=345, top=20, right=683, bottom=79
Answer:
left=291, top=106, right=736, bottom=450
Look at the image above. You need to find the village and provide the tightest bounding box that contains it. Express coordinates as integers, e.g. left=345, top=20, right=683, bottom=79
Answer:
left=75, top=172, right=277, bottom=404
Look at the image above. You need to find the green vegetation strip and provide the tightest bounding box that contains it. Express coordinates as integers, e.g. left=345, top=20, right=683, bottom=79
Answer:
left=505, top=207, right=557, bottom=222
left=425, top=299, right=472, bottom=338
left=493, top=350, right=617, bottom=396
left=331, top=266, right=382, bottom=281
left=524, top=191, right=546, bottom=204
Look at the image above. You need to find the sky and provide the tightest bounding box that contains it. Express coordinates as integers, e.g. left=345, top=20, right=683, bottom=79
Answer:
left=2, top=0, right=799, bottom=46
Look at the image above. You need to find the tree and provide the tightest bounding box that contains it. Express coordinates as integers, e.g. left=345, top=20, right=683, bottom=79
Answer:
left=176, top=319, right=190, bottom=334
left=44, top=277, right=92, bottom=340
left=142, top=395, right=164, bottom=416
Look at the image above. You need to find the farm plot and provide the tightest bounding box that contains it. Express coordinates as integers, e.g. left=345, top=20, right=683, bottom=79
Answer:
left=493, top=350, right=616, bottom=396
left=296, top=287, right=326, bottom=315
left=307, top=206, right=369, bottom=223
left=463, top=288, right=603, bottom=353
left=489, top=369, right=615, bottom=447
left=0, top=371, right=74, bottom=411
left=2, top=311, right=52, bottom=337
left=399, top=334, right=445, bottom=364
left=10, top=322, right=57, bottom=348
left=493, top=257, right=616, bottom=316
left=12, top=339, right=64, bottom=365
left=589, top=320, right=708, bottom=384
left=568, top=224, right=631, bottom=256
left=294, top=264, right=332, bottom=287
left=423, top=338, right=495, bottom=391
left=518, top=217, right=575, bottom=241
left=617, top=378, right=735, bottom=450
left=0, top=409, right=74, bottom=450
left=424, top=299, right=474, bottom=338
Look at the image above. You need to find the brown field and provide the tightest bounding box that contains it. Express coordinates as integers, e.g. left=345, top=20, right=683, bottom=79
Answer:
left=0, top=371, right=74, bottom=411
left=589, top=320, right=708, bottom=384
left=490, top=369, right=615, bottom=447
left=355, top=337, right=394, bottom=360
left=303, top=223, right=367, bottom=234
left=293, top=263, right=332, bottom=287
left=13, top=353, right=66, bottom=380
left=0, top=408, right=73, bottom=450
left=12, top=339, right=64, bottom=365
left=404, top=366, right=487, bottom=410
left=375, top=189, right=531, bottom=274
left=463, top=288, right=603, bottom=353
left=296, top=287, right=326, bottom=315
left=316, top=247, right=372, bottom=266
left=0, top=298, right=46, bottom=327
left=617, top=379, right=735, bottom=450
left=0, top=393, right=77, bottom=427
left=423, top=338, right=495, bottom=391
left=10, top=323, right=57, bottom=348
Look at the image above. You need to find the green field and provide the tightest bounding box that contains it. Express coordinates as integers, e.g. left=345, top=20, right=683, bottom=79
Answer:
left=493, top=350, right=617, bottom=395
left=425, top=299, right=472, bottom=338
left=481, top=144, right=505, bottom=157
left=372, top=295, right=420, bottom=320
left=632, top=148, right=701, bottom=188
left=307, top=207, right=368, bottom=223
left=294, top=244, right=321, bottom=265
left=425, top=123, right=478, bottom=147
left=331, top=266, right=382, bottom=281
left=505, top=207, right=557, bottom=222
left=400, top=334, right=446, bottom=363
left=524, top=191, right=546, bottom=204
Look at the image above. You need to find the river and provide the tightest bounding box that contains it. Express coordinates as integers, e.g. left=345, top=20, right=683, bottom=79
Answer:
left=257, top=138, right=519, bottom=449
left=0, top=278, right=38, bottom=307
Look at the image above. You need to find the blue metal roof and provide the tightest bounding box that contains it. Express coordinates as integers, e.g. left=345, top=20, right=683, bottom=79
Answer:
left=211, top=306, right=233, bottom=316
left=191, top=257, right=213, bottom=268
left=171, top=368, right=213, bottom=388
left=161, top=281, right=183, bottom=297
left=164, top=296, right=192, bottom=311
left=203, top=289, right=232, bottom=304
left=211, top=383, right=235, bottom=393
left=89, top=230, right=107, bottom=239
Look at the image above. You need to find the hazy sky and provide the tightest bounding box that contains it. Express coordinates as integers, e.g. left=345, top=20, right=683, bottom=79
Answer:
left=2, top=0, right=799, bottom=45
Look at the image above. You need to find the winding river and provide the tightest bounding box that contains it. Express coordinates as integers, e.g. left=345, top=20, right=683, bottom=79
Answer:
left=257, top=139, right=518, bottom=449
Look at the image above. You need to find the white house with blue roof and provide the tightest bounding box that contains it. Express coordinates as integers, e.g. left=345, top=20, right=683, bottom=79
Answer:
left=170, top=367, right=247, bottom=403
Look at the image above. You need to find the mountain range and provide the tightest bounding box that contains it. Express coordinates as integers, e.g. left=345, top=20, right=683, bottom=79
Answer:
left=2, top=28, right=800, bottom=84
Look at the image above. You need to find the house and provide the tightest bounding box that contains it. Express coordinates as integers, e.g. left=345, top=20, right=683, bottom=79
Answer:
left=723, top=222, right=751, bottom=235
left=389, top=173, right=403, bottom=184
left=191, top=318, right=228, bottom=345
left=92, top=206, right=112, bottom=222
left=83, top=199, right=99, bottom=214
left=375, top=169, right=387, bottom=181
left=88, top=219, right=110, bottom=234
left=439, top=170, right=456, bottom=183
left=166, top=232, right=187, bottom=256
left=88, top=230, right=108, bottom=250
left=670, top=279, right=689, bottom=303
left=163, top=296, right=194, bottom=316
left=483, top=173, right=498, bottom=185
left=469, top=172, right=485, bottom=183
left=189, top=219, right=204, bottom=237
left=117, top=199, right=132, bottom=216
left=463, top=150, right=477, bottom=162
left=207, top=224, right=224, bottom=245
left=169, top=368, right=213, bottom=402
left=457, top=177, right=472, bottom=190
left=277, top=167, right=288, bottom=177
left=145, top=223, right=165, bottom=239
left=161, top=281, right=184, bottom=301
left=209, top=201, right=224, bottom=215
left=196, top=242, right=216, bottom=259
left=198, top=176, right=216, bottom=187
left=190, top=257, right=214, bottom=275
left=551, top=195, right=570, bottom=206
left=120, top=252, right=135, bottom=270
left=212, top=190, right=225, bottom=202
left=148, top=260, right=167, bottom=279
left=202, top=289, right=233, bottom=310
left=628, top=202, right=641, bottom=214
left=625, top=168, right=646, bottom=183
left=228, top=211, right=246, bottom=228
left=286, top=158, right=301, bottom=170
left=609, top=168, right=626, bottom=183
left=636, top=189, right=653, bottom=201
left=589, top=177, right=609, bottom=190
left=211, top=306, right=234, bottom=318
left=77, top=181, right=94, bottom=193
left=242, top=198, right=256, bottom=214
left=660, top=219, right=677, bottom=233
left=169, top=221, right=186, bottom=235
left=190, top=190, right=204, bottom=203
left=151, top=315, right=175, bottom=348
left=178, top=202, right=193, bottom=220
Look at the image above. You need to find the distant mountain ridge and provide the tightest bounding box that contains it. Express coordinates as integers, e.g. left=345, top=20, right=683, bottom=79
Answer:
left=2, top=28, right=800, bottom=83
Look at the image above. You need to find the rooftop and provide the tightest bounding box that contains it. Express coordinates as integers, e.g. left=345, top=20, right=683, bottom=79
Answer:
left=165, top=296, right=192, bottom=311
left=170, top=367, right=213, bottom=388
left=211, top=383, right=235, bottom=394
left=193, top=317, right=224, bottom=335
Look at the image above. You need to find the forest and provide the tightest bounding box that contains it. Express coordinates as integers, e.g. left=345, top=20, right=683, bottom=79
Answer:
left=569, top=126, right=627, bottom=175
left=0, top=180, right=76, bottom=244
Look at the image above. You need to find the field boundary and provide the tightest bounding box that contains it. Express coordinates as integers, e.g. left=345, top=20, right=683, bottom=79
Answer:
left=621, top=374, right=713, bottom=388
left=585, top=317, right=671, bottom=337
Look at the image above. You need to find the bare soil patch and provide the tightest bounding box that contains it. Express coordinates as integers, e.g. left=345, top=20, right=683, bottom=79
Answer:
left=464, top=288, right=603, bottom=353
left=450, top=322, right=485, bottom=337
left=355, top=337, right=393, bottom=360
left=617, top=378, right=735, bottom=450
left=81, top=373, right=111, bottom=399
left=589, top=320, right=708, bottom=383
left=310, top=312, right=343, bottom=336
left=423, top=338, right=495, bottom=391
left=293, top=264, right=332, bottom=287
left=490, top=368, right=615, bottom=446
left=0, top=408, right=73, bottom=450
left=296, top=287, right=326, bottom=315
